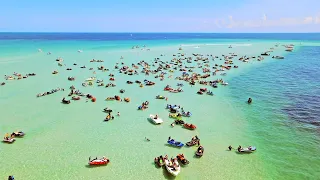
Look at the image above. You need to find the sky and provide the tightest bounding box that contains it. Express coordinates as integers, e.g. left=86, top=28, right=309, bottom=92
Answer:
left=0, top=0, right=320, bottom=32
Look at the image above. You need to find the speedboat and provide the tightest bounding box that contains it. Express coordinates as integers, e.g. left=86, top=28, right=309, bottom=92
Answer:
left=11, top=131, right=25, bottom=137
left=86, top=77, right=96, bottom=81
left=207, top=91, right=214, bottom=96
left=176, top=154, right=189, bottom=165
left=164, top=158, right=181, bottom=176
left=88, top=156, right=110, bottom=166
left=183, top=123, right=196, bottom=130
left=149, top=114, right=163, bottom=124
left=195, top=146, right=204, bottom=157
left=154, top=155, right=166, bottom=167
left=167, top=137, right=184, bottom=147
left=272, top=56, right=284, bottom=59
left=182, top=111, right=192, bottom=117
left=3, top=137, right=15, bottom=143
left=156, top=95, right=165, bottom=99
left=238, top=146, right=256, bottom=153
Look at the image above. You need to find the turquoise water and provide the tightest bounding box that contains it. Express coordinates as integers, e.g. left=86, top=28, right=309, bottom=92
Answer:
left=0, top=33, right=319, bottom=180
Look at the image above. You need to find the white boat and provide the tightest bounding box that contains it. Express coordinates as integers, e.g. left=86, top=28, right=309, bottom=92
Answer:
left=3, top=138, right=15, bottom=143
left=222, top=82, right=228, bottom=85
left=239, top=146, right=256, bottom=153
left=149, top=114, right=163, bottom=124
left=78, top=50, right=83, bottom=53
left=86, top=77, right=96, bottom=81
left=164, top=159, right=181, bottom=176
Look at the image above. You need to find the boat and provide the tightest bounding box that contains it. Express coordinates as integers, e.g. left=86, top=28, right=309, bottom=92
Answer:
left=197, top=91, right=203, bottom=95
left=238, top=146, right=256, bottom=153
left=186, top=139, right=199, bottom=146
left=169, top=113, right=182, bottom=119
left=86, top=77, right=96, bottom=81
left=88, top=156, right=110, bottom=166
left=167, top=137, right=184, bottom=147
left=261, top=52, right=270, bottom=56
left=221, top=82, right=228, bottom=85
left=183, top=123, right=196, bottom=130
left=154, top=155, right=166, bottom=167
left=195, top=146, right=204, bottom=157
left=11, top=131, right=25, bottom=137
left=72, top=96, right=80, bottom=100
left=149, top=114, right=163, bottom=124
left=156, top=95, right=165, bottom=99
left=181, top=111, right=192, bottom=117
left=104, top=115, right=113, bottom=121
left=124, top=98, right=130, bottom=102
left=164, top=158, right=181, bottom=176
left=174, top=119, right=185, bottom=125
left=207, top=91, right=214, bottom=96
left=103, top=108, right=112, bottom=113
left=272, top=56, right=284, bottom=59
left=176, top=154, right=189, bottom=165
left=3, top=137, right=15, bottom=143
left=62, top=98, right=71, bottom=104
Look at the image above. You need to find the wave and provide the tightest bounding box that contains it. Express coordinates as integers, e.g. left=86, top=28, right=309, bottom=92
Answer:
left=181, top=43, right=252, bottom=47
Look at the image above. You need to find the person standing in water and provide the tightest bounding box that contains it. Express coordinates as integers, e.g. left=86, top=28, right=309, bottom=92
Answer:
left=228, top=145, right=232, bottom=151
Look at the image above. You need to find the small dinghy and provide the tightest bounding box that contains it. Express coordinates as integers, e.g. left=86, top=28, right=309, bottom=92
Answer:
left=195, top=146, right=204, bottom=157
left=149, top=114, right=163, bottom=124
left=88, top=156, right=110, bottom=166
left=164, top=158, right=181, bottom=176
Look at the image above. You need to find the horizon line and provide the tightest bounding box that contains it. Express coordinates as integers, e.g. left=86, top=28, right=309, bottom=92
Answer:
left=0, top=32, right=320, bottom=34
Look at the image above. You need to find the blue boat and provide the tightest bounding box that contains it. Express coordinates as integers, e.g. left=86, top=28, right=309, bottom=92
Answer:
left=167, top=138, right=184, bottom=147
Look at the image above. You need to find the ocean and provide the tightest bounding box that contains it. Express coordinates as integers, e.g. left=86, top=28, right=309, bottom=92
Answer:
left=0, top=33, right=319, bottom=180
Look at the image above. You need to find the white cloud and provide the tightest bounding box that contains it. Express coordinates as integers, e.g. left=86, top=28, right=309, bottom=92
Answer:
left=219, top=13, right=320, bottom=29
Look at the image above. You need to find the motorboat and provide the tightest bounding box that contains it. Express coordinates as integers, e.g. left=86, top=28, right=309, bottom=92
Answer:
left=207, top=91, right=214, bottom=96
left=88, top=156, right=110, bottom=166
left=272, top=56, right=284, bottom=59
left=238, top=146, right=256, bottom=153
left=186, top=139, right=199, bottom=146
left=154, top=155, right=166, bottom=167
left=86, top=77, right=96, bottom=81
left=164, top=158, right=181, bottom=176
left=176, top=154, right=189, bottom=165
left=195, top=146, right=204, bottom=157
left=183, top=123, right=196, bottom=130
left=156, top=95, right=166, bottom=99
left=149, top=114, right=163, bottom=124
left=181, top=111, right=192, bottom=117
left=3, top=137, right=15, bottom=143
left=11, top=131, right=25, bottom=137
left=167, top=137, right=184, bottom=147
left=62, top=98, right=71, bottom=104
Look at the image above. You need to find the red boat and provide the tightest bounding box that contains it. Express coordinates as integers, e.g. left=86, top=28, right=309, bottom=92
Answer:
left=110, top=78, right=115, bottom=81
left=183, top=123, right=196, bottom=130
left=72, top=96, right=80, bottom=100
left=88, top=157, right=110, bottom=166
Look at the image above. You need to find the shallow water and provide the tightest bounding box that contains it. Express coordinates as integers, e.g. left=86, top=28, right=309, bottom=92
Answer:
left=0, top=33, right=319, bottom=180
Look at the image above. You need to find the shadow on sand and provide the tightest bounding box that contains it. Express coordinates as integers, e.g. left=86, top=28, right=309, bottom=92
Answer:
left=162, top=166, right=176, bottom=180
left=85, top=164, right=108, bottom=168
